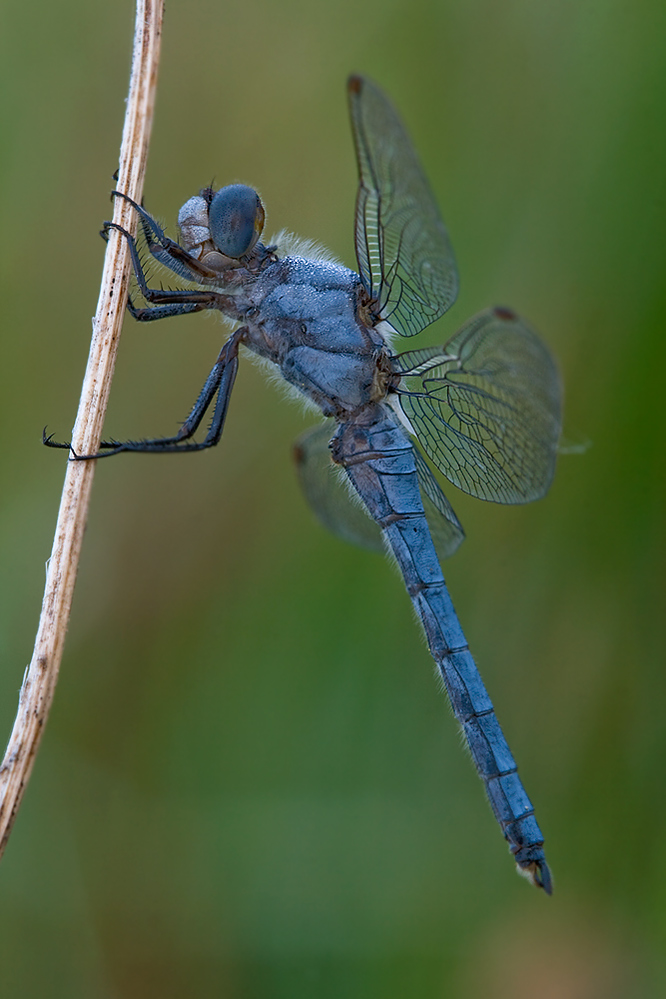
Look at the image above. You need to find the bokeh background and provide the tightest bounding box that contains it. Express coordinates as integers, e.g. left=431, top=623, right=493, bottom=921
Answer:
left=1, top=1, right=664, bottom=996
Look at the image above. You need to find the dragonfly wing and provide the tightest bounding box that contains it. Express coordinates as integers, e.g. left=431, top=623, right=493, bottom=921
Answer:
left=393, top=306, right=562, bottom=503
left=413, top=446, right=466, bottom=560
left=294, top=422, right=464, bottom=560
left=348, top=75, right=458, bottom=338
left=293, top=423, right=384, bottom=552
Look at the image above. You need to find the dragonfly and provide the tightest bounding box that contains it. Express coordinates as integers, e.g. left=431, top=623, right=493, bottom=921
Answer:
left=47, top=76, right=561, bottom=892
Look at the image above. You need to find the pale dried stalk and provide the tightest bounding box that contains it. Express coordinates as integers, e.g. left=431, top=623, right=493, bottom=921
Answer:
left=0, top=0, right=164, bottom=859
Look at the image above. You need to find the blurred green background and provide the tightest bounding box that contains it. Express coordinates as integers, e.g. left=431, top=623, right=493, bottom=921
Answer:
left=1, top=0, right=664, bottom=996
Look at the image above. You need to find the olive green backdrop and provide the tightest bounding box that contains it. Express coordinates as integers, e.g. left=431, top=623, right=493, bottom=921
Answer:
left=1, top=1, right=664, bottom=996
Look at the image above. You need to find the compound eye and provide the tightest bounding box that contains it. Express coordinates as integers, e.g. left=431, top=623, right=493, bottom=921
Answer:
left=208, top=184, right=265, bottom=258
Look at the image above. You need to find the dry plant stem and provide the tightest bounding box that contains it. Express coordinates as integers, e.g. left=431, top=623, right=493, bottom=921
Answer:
left=0, top=0, right=164, bottom=859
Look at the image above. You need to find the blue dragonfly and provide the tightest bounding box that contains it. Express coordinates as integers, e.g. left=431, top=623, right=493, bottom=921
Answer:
left=47, top=76, right=561, bottom=892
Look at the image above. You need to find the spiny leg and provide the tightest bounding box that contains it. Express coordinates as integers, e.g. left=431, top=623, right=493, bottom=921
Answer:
left=108, top=191, right=223, bottom=283
left=110, top=190, right=171, bottom=247
left=125, top=299, right=209, bottom=322
left=101, top=216, right=242, bottom=322
left=101, top=221, right=231, bottom=314
left=44, top=327, right=245, bottom=459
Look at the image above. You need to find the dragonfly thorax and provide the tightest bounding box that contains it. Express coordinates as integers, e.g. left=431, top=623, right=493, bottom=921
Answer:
left=175, top=194, right=394, bottom=419
left=239, top=253, right=393, bottom=419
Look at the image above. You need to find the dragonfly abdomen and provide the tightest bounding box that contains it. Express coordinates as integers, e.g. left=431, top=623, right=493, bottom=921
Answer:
left=436, top=645, right=551, bottom=892
left=334, top=410, right=552, bottom=893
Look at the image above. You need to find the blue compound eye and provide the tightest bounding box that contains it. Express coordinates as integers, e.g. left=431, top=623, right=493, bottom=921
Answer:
left=208, top=184, right=265, bottom=258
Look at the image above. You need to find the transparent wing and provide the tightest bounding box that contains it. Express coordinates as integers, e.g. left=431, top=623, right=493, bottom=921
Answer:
left=348, top=75, right=458, bottom=338
left=293, top=422, right=465, bottom=562
left=293, top=423, right=383, bottom=553
left=413, top=446, right=465, bottom=558
left=392, top=306, right=562, bottom=503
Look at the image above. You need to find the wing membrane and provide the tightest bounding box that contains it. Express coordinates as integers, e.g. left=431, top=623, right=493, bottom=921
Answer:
left=294, top=422, right=465, bottom=562
left=348, top=76, right=458, bottom=337
left=393, top=307, right=562, bottom=503
left=413, top=447, right=465, bottom=558
left=294, top=423, right=383, bottom=553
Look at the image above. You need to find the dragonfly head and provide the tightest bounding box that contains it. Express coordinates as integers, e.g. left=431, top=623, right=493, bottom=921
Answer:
left=205, top=184, right=265, bottom=259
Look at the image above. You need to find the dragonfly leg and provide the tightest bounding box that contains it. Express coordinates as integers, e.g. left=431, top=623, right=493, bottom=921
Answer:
left=110, top=191, right=171, bottom=247
left=101, top=221, right=240, bottom=319
left=105, top=191, right=227, bottom=284
left=124, top=296, right=208, bottom=323
left=44, top=327, right=245, bottom=459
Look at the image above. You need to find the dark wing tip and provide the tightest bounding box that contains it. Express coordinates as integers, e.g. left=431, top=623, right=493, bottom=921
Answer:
left=347, top=75, right=363, bottom=95
left=493, top=305, right=519, bottom=322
